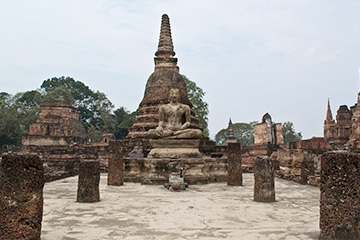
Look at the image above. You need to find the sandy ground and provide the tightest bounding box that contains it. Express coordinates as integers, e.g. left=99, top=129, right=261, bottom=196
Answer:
left=41, top=173, right=320, bottom=240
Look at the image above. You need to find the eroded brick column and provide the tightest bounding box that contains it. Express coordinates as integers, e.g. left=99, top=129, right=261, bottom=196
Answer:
left=0, top=153, right=44, bottom=240
left=77, top=161, right=100, bottom=203
left=320, top=152, right=360, bottom=240
left=227, top=142, right=242, bottom=186
left=108, top=140, right=124, bottom=186
left=254, top=156, right=275, bottom=202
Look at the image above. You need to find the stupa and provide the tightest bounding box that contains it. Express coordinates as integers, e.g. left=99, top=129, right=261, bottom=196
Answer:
left=127, top=14, right=200, bottom=140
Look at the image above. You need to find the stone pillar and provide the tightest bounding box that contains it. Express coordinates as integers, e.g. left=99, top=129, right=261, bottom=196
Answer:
left=77, top=161, right=100, bottom=203
left=0, top=153, right=45, bottom=240
left=108, top=140, right=124, bottom=186
left=254, top=156, right=275, bottom=202
left=227, top=142, right=242, bottom=186
left=320, top=152, right=360, bottom=239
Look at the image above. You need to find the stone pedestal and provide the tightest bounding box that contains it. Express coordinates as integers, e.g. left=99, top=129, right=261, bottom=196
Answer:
left=108, top=141, right=124, bottom=186
left=254, top=156, right=275, bottom=202
left=320, top=151, right=360, bottom=240
left=77, top=161, right=100, bottom=203
left=0, top=153, right=45, bottom=240
left=124, top=157, right=228, bottom=184
left=148, top=139, right=201, bottom=159
left=227, top=142, right=242, bottom=186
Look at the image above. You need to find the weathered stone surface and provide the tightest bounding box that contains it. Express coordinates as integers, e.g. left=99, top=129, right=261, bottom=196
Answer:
left=0, top=153, right=45, bottom=240
left=227, top=142, right=242, bottom=186
left=254, top=113, right=284, bottom=145
left=77, top=161, right=100, bottom=202
left=273, top=148, right=320, bottom=186
left=319, top=151, right=360, bottom=239
left=108, top=141, right=124, bottom=186
left=22, top=99, right=86, bottom=146
left=148, top=139, right=201, bottom=159
left=124, top=157, right=227, bottom=184
left=254, top=156, right=275, bottom=202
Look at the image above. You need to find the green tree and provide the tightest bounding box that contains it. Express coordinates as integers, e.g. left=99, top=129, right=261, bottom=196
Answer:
left=41, top=86, right=75, bottom=105
left=113, top=107, right=136, bottom=139
left=0, top=92, right=25, bottom=146
left=215, top=121, right=257, bottom=146
left=282, top=121, right=302, bottom=144
left=182, top=75, right=209, bottom=137
left=41, top=76, right=114, bottom=132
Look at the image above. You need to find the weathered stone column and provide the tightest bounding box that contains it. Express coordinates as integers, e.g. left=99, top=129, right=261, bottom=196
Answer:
left=254, top=156, right=275, bottom=202
left=320, top=151, right=360, bottom=240
left=108, top=140, right=124, bottom=186
left=77, top=160, right=100, bottom=203
left=227, top=142, right=242, bottom=186
left=0, top=153, right=45, bottom=240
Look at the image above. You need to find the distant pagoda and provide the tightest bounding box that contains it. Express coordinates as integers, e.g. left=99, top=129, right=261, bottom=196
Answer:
left=127, top=14, right=200, bottom=139
left=225, top=118, right=237, bottom=145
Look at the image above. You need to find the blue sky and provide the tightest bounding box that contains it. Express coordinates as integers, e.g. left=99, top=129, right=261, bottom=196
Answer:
left=1, top=0, right=360, bottom=139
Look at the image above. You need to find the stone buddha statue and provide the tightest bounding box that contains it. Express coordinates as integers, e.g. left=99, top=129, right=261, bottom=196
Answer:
left=149, top=88, right=202, bottom=139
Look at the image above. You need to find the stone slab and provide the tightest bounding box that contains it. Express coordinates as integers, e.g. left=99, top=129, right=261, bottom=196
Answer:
left=228, top=142, right=242, bottom=186
left=320, top=151, right=360, bottom=239
left=0, top=153, right=45, bottom=240
left=148, top=139, right=201, bottom=158
left=254, top=156, right=275, bottom=202
left=77, top=161, right=100, bottom=203
left=41, top=173, right=320, bottom=239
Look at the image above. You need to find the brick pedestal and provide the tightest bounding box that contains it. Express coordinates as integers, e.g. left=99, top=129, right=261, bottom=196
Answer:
left=227, top=143, right=242, bottom=186
left=108, top=141, right=124, bottom=186
left=0, top=153, right=45, bottom=240
left=320, top=152, right=360, bottom=239
left=77, top=161, right=100, bottom=203
left=254, top=156, right=275, bottom=202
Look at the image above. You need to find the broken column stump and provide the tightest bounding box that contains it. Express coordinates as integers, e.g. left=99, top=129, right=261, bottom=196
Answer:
left=0, top=153, right=45, bottom=240
left=108, top=140, right=124, bottom=186
left=77, top=160, right=100, bottom=203
left=254, top=156, right=275, bottom=202
left=319, top=151, right=360, bottom=240
left=227, top=142, right=242, bottom=186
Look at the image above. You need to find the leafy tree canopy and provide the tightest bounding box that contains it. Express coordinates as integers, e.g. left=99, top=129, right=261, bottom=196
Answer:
left=41, top=76, right=114, bottom=131
left=282, top=121, right=302, bottom=144
left=182, top=75, right=209, bottom=137
left=215, top=121, right=258, bottom=146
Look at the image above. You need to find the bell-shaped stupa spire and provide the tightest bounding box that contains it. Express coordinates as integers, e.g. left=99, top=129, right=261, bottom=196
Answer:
left=155, top=14, right=175, bottom=58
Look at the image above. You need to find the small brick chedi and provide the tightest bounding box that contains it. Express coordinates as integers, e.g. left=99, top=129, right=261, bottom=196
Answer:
left=254, top=156, right=275, bottom=202
left=22, top=99, right=86, bottom=146
left=0, top=153, right=45, bottom=240
left=77, top=161, right=100, bottom=203
left=320, top=152, right=360, bottom=239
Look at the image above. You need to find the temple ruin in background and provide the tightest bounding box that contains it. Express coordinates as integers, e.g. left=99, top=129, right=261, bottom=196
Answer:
left=22, top=99, right=86, bottom=146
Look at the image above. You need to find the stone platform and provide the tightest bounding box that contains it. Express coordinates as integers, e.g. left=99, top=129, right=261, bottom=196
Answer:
left=41, top=173, right=320, bottom=239
left=148, top=139, right=202, bottom=159
left=124, top=157, right=227, bottom=184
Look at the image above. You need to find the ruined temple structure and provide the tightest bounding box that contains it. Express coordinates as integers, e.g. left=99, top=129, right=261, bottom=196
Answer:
left=254, top=113, right=284, bottom=146
left=324, top=92, right=360, bottom=150
left=126, top=14, right=200, bottom=155
left=22, top=99, right=86, bottom=146
left=225, top=118, right=238, bottom=145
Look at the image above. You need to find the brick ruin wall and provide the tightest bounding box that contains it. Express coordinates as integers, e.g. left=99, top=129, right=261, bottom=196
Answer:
left=1, top=136, right=330, bottom=186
